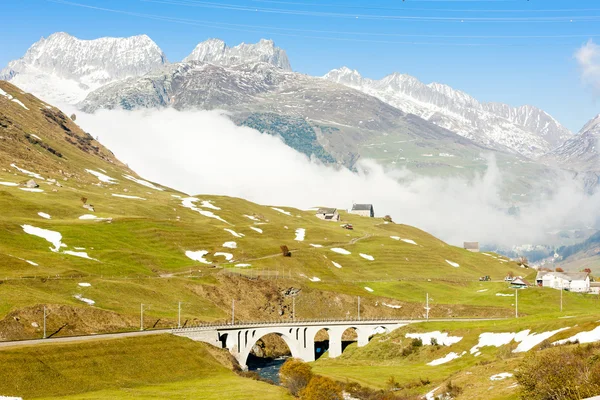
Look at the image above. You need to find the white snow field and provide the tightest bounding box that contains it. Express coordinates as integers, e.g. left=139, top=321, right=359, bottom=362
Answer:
left=295, top=228, right=306, bottom=241
left=406, top=331, right=463, bottom=346
left=554, top=325, right=600, bottom=345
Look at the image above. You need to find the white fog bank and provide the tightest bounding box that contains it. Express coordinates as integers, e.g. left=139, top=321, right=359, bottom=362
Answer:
left=75, top=108, right=600, bottom=248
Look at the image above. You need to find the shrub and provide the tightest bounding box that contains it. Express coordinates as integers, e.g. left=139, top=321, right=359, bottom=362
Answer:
left=515, top=344, right=600, bottom=399
left=280, top=358, right=313, bottom=396
left=443, top=381, right=462, bottom=398
left=301, top=376, right=342, bottom=400
left=383, top=215, right=393, bottom=223
left=386, top=376, right=399, bottom=390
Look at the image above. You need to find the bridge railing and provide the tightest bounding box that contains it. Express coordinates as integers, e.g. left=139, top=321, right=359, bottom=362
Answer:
left=170, top=317, right=496, bottom=333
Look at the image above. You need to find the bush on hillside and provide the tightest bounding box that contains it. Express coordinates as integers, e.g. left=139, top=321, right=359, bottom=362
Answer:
left=383, top=215, right=393, bottom=223
left=515, top=343, right=600, bottom=400
left=280, top=358, right=313, bottom=396
left=301, top=376, right=342, bottom=400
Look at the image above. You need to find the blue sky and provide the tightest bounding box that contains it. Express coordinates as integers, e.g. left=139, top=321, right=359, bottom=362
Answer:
left=1, top=0, right=600, bottom=131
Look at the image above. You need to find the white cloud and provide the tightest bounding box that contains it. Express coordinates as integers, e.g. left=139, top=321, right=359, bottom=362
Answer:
left=575, top=39, right=600, bottom=92
left=75, top=108, right=600, bottom=248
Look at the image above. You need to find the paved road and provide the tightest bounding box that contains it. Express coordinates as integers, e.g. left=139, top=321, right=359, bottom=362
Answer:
left=0, top=329, right=170, bottom=350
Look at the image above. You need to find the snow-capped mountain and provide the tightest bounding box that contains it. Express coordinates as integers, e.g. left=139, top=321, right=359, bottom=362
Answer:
left=324, top=67, right=572, bottom=158
left=184, top=38, right=291, bottom=71
left=0, top=32, right=167, bottom=104
left=546, top=114, right=600, bottom=172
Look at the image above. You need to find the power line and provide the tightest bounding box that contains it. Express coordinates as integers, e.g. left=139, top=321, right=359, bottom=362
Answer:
left=48, top=0, right=600, bottom=47
left=140, top=0, right=600, bottom=22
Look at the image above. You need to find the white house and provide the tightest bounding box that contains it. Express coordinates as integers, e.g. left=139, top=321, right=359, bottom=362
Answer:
left=349, top=204, right=374, bottom=218
left=315, top=208, right=340, bottom=221
left=536, top=271, right=590, bottom=293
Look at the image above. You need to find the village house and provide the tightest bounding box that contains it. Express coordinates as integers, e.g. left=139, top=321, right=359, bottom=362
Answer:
left=349, top=204, right=374, bottom=218
left=510, top=277, right=530, bottom=289
left=315, top=208, right=340, bottom=221
left=463, top=242, right=480, bottom=252
left=590, top=282, right=600, bottom=295
left=536, top=271, right=591, bottom=293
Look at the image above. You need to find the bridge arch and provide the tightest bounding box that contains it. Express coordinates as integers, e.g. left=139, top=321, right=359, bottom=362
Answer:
left=238, top=328, right=302, bottom=369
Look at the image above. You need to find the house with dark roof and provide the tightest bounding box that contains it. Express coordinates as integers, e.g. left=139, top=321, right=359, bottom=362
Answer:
left=315, top=208, right=340, bottom=221
left=536, top=271, right=590, bottom=293
left=349, top=204, right=374, bottom=218
left=510, top=277, right=530, bottom=288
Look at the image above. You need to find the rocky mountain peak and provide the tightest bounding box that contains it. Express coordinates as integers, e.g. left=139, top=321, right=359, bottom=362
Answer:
left=183, top=38, right=292, bottom=71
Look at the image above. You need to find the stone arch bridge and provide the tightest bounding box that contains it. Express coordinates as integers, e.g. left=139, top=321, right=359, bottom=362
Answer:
left=172, top=319, right=454, bottom=369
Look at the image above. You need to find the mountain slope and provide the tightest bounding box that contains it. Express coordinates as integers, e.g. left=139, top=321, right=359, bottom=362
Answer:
left=184, top=38, right=291, bottom=71
left=78, top=60, right=502, bottom=169
left=0, top=32, right=167, bottom=104
left=546, top=114, right=600, bottom=171
left=324, top=67, right=572, bottom=158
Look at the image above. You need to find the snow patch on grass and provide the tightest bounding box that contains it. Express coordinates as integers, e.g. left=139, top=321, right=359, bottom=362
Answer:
left=272, top=207, right=292, bottom=216
left=310, top=244, right=323, bottom=248
left=250, top=227, right=263, bottom=233
left=514, top=328, right=570, bottom=352
left=185, top=250, right=211, bottom=264
left=554, top=325, right=600, bottom=345
left=20, top=188, right=44, bottom=192
left=243, top=215, right=260, bottom=221
left=496, top=293, right=514, bottom=297
left=427, top=351, right=466, bottom=366
left=490, top=373, right=513, bottom=381
left=332, top=261, right=342, bottom=269
left=406, top=331, right=463, bottom=346
left=122, top=174, right=163, bottom=190
left=0, top=181, right=18, bottom=186
left=78, top=283, right=91, bottom=287
left=37, top=212, right=51, bottom=219
left=360, top=253, right=374, bottom=261
left=364, top=287, right=374, bottom=292
left=181, top=197, right=229, bottom=224
left=200, top=200, right=220, bottom=210
left=64, top=251, right=98, bottom=261
left=86, top=169, right=117, bottom=184
left=401, top=239, right=417, bottom=245
left=224, top=229, right=244, bottom=238
left=79, top=214, right=111, bottom=221
left=236, top=263, right=251, bottom=268
left=223, top=241, right=237, bottom=249
left=331, top=248, right=351, bottom=255
left=74, top=294, right=95, bottom=305
left=214, top=252, right=233, bottom=261
left=445, top=260, right=460, bottom=268
left=310, top=277, right=321, bottom=282
left=112, top=194, right=146, bottom=200
left=295, top=228, right=305, bottom=241
left=382, top=302, right=402, bottom=309
left=477, top=289, right=488, bottom=293
left=22, top=224, right=65, bottom=252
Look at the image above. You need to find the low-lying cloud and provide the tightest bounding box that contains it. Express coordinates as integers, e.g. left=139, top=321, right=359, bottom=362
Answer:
left=76, top=108, right=600, bottom=249
left=575, top=39, right=600, bottom=92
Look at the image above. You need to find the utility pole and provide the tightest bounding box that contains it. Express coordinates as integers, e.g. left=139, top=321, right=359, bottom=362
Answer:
left=231, top=299, right=235, bottom=325
left=515, top=289, right=518, bottom=318
left=43, top=306, right=47, bottom=339
left=560, top=288, right=563, bottom=312
left=178, top=301, right=182, bottom=328
left=358, top=296, right=361, bottom=320
left=292, top=296, right=296, bottom=321
left=140, top=303, right=145, bottom=331
left=426, top=293, right=430, bottom=321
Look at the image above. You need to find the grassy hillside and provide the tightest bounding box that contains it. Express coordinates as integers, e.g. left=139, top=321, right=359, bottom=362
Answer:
left=312, top=315, right=600, bottom=399
left=0, top=334, right=290, bottom=399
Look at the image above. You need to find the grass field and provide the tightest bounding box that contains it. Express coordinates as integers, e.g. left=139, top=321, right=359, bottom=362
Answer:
left=0, top=334, right=290, bottom=399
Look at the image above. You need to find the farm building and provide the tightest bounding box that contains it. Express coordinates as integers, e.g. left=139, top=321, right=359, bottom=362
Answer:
left=590, top=282, right=600, bottom=295
left=536, top=271, right=590, bottom=293
left=510, top=277, right=530, bottom=288
left=463, top=242, right=480, bottom=252
left=349, top=204, right=374, bottom=218
left=315, top=208, right=340, bottom=221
